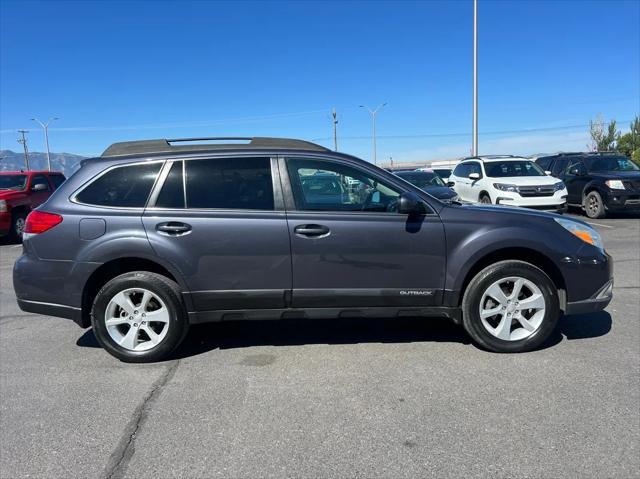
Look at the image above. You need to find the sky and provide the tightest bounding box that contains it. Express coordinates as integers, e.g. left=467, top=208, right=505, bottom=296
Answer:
left=0, top=0, right=639, bottom=162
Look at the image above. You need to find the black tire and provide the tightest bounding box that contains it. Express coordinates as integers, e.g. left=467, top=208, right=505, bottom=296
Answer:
left=584, top=190, right=606, bottom=219
left=479, top=193, right=492, bottom=204
left=462, top=260, right=560, bottom=353
left=91, top=272, right=189, bottom=363
left=9, top=210, right=27, bottom=243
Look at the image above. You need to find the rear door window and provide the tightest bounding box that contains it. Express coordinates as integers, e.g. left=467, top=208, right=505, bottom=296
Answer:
left=184, top=157, right=274, bottom=210
left=551, top=158, right=569, bottom=176
left=76, top=162, right=162, bottom=207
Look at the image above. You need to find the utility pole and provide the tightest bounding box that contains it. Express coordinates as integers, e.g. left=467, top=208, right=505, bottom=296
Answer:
left=31, top=117, right=58, bottom=171
left=360, top=102, right=387, bottom=165
left=472, top=0, right=479, bottom=156
left=332, top=108, right=338, bottom=151
left=17, top=130, right=30, bottom=171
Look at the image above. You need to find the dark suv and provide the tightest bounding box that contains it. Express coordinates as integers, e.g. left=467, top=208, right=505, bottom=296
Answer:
left=535, top=152, right=640, bottom=218
left=14, top=137, right=613, bottom=362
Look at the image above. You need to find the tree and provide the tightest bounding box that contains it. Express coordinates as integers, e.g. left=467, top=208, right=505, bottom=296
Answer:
left=616, top=116, right=640, bottom=164
left=589, top=114, right=620, bottom=151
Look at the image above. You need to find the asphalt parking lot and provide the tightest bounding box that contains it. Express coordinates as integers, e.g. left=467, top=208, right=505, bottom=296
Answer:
left=0, top=212, right=638, bottom=479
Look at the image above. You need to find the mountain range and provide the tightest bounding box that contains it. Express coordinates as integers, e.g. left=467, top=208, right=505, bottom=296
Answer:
left=0, top=150, right=86, bottom=176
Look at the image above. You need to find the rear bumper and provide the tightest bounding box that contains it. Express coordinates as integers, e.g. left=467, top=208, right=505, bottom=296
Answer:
left=17, top=299, right=83, bottom=325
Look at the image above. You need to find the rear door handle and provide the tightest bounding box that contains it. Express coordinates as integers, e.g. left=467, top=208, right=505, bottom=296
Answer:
left=156, top=222, right=192, bottom=236
left=294, top=224, right=330, bottom=237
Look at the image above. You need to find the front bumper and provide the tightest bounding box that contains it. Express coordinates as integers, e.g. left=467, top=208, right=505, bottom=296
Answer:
left=604, top=190, right=640, bottom=211
left=495, top=191, right=568, bottom=210
left=0, top=211, right=10, bottom=236
left=565, top=279, right=613, bottom=315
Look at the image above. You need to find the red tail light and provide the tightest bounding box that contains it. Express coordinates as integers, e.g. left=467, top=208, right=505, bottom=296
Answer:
left=24, top=211, right=63, bottom=234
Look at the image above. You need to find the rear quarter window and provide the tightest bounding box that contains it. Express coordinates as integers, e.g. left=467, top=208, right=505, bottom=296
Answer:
left=49, top=174, right=66, bottom=189
left=76, top=162, right=162, bottom=207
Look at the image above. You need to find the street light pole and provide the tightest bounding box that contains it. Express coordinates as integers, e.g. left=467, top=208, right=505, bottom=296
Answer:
left=31, top=117, right=58, bottom=171
left=472, top=0, right=478, bottom=156
left=360, top=103, right=387, bottom=165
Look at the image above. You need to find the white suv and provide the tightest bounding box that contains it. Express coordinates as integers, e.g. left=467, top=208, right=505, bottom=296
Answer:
left=448, top=155, right=568, bottom=211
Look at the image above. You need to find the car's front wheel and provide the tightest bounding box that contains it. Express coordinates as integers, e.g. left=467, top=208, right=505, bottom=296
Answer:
left=91, top=272, right=189, bottom=362
left=462, top=260, right=559, bottom=352
left=584, top=190, right=606, bottom=219
left=479, top=193, right=492, bottom=204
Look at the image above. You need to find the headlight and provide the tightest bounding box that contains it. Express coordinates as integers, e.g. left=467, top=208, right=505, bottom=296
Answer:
left=0, top=200, right=6, bottom=213
left=553, top=181, right=566, bottom=192
left=554, top=218, right=603, bottom=251
left=493, top=183, right=519, bottom=193
left=605, top=180, right=625, bottom=190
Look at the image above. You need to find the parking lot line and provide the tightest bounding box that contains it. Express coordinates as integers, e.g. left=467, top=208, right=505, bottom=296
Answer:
left=586, top=222, right=613, bottom=229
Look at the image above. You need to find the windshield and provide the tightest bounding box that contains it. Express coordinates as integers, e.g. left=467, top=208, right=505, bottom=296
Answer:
left=397, top=172, right=445, bottom=188
left=584, top=156, right=640, bottom=172
left=0, top=174, right=27, bottom=190
left=485, top=161, right=545, bottom=177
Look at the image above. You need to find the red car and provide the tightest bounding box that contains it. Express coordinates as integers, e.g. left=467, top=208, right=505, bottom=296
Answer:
left=0, top=171, right=66, bottom=241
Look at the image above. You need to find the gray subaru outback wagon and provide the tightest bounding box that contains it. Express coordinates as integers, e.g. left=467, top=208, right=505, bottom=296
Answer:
left=13, top=137, right=613, bottom=362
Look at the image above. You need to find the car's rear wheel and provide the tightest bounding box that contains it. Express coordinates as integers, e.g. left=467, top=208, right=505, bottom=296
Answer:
left=479, top=193, right=492, bottom=204
left=91, top=272, right=189, bottom=362
left=584, top=190, right=606, bottom=219
left=9, top=210, right=27, bottom=242
left=462, top=260, right=559, bottom=353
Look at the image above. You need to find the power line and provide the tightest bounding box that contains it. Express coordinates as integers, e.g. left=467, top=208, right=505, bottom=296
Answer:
left=0, top=108, right=334, bottom=134
left=311, top=120, right=634, bottom=142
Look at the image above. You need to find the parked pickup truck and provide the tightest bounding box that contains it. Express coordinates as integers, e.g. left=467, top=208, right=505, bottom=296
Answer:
left=0, top=171, right=66, bottom=241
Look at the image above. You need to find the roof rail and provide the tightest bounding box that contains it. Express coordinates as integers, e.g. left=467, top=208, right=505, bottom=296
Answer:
left=461, top=154, right=521, bottom=160
left=554, top=151, right=622, bottom=156
left=101, top=136, right=330, bottom=157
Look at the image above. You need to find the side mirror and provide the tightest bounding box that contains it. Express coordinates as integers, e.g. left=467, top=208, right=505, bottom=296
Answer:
left=447, top=181, right=455, bottom=187
left=468, top=172, right=481, bottom=180
left=32, top=183, right=48, bottom=192
left=398, top=192, right=427, bottom=216
left=545, top=170, right=552, bottom=175
left=569, top=167, right=583, bottom=176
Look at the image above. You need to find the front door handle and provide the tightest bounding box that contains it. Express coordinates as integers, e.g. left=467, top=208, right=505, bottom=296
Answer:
left=156, top=222, right=192, bottom=236
left=294, top=224, right=330, bottom=237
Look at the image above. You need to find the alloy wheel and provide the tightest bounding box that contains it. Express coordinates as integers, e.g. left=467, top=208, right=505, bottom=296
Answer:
left=14, top=217, right=25, bottom=237
left=478, top=276, right=546, bottom=341
left=104, top=288, right=170, bottom=351
left=588, top=194, right=599, bottom=215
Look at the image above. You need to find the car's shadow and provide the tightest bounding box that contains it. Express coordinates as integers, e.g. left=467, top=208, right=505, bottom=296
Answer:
left=76, top=311, right=612, bottom=361
left=0, top=236, right=19, bottom=246
left=566, top=207, right=640, bottom=220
